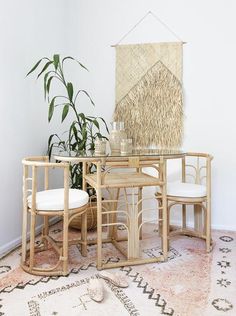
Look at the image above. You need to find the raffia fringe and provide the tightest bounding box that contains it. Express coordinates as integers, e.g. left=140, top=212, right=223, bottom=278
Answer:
left=114, top=61, right=183, bottom=148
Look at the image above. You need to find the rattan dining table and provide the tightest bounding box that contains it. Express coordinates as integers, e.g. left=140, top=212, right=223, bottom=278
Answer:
left=54, top=149, right=185, bottom=270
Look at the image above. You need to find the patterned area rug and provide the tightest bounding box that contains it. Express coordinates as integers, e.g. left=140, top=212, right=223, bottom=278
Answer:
left=0, top=224, right=235, bottom=316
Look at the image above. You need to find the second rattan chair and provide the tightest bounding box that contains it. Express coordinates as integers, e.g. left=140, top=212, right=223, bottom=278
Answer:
left=157, top=153, right=213, bottom=252
left=21, top=156, right=89, bottom=276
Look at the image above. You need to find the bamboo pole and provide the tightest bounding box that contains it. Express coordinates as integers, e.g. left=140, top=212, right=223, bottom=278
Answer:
left=96, top=162, right=102, bottom=270
left=206, top=156, right=211, bottom=252
left=29, top=166, right=37, bottom=271
left=161, top=158, right=168, bottom=261
left=181, top=156, right=187, bottom=229
left=81, top=212, right=87, bottom=256
left=21, top=165, right=28, bottom=264
left=62, top=165, right=69, bottom=275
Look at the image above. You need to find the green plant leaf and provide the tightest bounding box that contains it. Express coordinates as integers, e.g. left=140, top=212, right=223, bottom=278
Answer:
left=67, top=82, right=73, bottom=102
left=78, top=139, right=86, bottom=150
left=79, top=113, right=86, bottom=122
left=48, top=144, right=53, bottom=160
left=43, top=72, right=50, bottom=99
left=69, top=121, right=79, bottom=144
left=77, top=61, right=89, bottom=71
left=26, top=58, right=49, bottom=76
left=99, top=117, right=110, bottom=134
left=62, top=104, right=69, bottom=122
left=81, top=90, right=95, bottom=106
left=47, top=133, right=59, bottom=159
left=53, top=54, right=60, bottom=70
left=72, top=125, right=77, bottom=138
left=85, top=116, right=93, bottom=122
left=62, top=56, right=75, bottom=64
left=62, top=56, right=89, bottom=71
left=81, top=126, right=87, bottom=139
left=37, top=61, right=53, bottom=78
left=48, top=133, right=56, bottom=149
left=58, top=140, right=66, bottom=148
left=71, top=142, right=78, bottom=151
left=46, top=76, right=54, bottom=94
left=48, top=98, right=55, bottom=122
left=96, top=132, right=103, bottom=139
left=93, top=119, right=99, bottom=129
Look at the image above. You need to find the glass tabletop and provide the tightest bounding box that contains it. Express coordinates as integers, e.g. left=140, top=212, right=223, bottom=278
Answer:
left=54, top=148, right=185, bottom=161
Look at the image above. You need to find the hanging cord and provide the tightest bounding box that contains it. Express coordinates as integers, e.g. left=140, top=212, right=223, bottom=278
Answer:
left=111, top=10, right=186, bottom=47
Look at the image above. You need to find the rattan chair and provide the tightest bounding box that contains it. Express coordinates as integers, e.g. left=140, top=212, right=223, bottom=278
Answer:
left=21, top=156, right=89, bottom=276
left=157, top=153, right=213, bottom=252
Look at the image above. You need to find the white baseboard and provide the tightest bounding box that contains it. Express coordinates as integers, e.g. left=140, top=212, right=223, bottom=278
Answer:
left=210, top=224, right=236, bottom=232
left=0, top=217, right=60, bottom=259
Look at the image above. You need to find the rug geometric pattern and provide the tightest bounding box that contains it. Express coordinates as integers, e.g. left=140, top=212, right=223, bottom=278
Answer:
left=0, top=224, right=235, bottom=316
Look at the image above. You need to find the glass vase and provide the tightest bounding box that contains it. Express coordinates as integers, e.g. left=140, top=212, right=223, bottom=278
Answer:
left=109, top=122, right=127, bottom=153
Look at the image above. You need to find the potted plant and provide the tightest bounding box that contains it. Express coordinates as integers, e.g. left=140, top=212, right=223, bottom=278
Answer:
left=27, top=54, right=109, bottom=229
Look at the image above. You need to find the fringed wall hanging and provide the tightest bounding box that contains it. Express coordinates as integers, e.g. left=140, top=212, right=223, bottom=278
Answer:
left=112, top=11, right=185, bottom=148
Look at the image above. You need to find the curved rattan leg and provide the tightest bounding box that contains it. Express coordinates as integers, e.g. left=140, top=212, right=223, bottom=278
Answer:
left=21, top=265, right=65, bottom=276
left=21, top=231, right=67, bottom=276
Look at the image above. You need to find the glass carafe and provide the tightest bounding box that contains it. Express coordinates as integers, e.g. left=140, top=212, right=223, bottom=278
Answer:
left=109, top=121, right=127, bottom=152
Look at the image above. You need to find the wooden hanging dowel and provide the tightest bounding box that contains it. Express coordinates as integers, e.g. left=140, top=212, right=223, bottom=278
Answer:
left=111, top=41, right=187, bottom=47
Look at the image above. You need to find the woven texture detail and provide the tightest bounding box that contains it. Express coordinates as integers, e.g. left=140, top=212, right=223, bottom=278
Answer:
left=114, top=42, right=183, bottom=148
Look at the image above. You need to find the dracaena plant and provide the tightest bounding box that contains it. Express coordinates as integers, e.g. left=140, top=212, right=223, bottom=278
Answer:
left=27, top=54, right=109, bottom=190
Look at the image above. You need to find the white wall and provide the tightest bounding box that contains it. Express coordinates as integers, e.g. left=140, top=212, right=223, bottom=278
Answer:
left=67, top=0, right=236, bottom=231
left=0, top=0, right=69, bottom=255
left=1, top=0, right=236, bottom=256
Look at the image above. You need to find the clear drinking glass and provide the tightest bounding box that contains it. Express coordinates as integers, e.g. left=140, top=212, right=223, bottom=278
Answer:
left=120, top=138, right=132, bottom=154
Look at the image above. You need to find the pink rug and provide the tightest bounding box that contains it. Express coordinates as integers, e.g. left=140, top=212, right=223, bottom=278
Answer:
left=0, top=224, right=235, bottom=316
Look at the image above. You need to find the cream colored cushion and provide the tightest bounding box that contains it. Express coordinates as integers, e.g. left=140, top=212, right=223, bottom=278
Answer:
left=157, top=182, right=207, bottom=198
left=27, top=189, right=89, bottom=211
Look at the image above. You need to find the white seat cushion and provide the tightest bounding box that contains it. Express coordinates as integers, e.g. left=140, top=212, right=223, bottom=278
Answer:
left=27, top=189, right=89, bottom=211
left=157, top=182, right=207, bottom=198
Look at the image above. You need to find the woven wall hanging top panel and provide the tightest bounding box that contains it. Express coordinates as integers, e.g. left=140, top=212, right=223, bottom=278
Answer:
left=113, top=42, right=183, bottom=148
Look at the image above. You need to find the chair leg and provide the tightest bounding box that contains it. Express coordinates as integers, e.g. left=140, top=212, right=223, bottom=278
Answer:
left=157, top=198, right=163, bottom=237
left=96, top=187, right=102, bottom=270
left=194, top=204, right=203, bottom=233
left=162, top=193, right=168, bottom=261
left=162, top=203, right=172, bottom=252
left=29, top=212, right=36, bottom=271
left=158, top=197, right=170, bottom=253
left=167, top=205, right=170, bottom=251
left=206, top=202, right=211, bottom=252
left=182, top=205, right=186, bottom=229
left=81, top=212, right=87, bottom=257
left=138, top=187, right=143, bottom=240
left=43, top=215, right=49, bottom=249
left=62, top=214, right=69, bottom=275
left=21, top=209, right=28, bottom=265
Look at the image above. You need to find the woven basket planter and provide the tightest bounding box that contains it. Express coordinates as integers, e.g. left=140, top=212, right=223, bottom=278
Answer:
left=69, top=201, right=97, bottom=230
